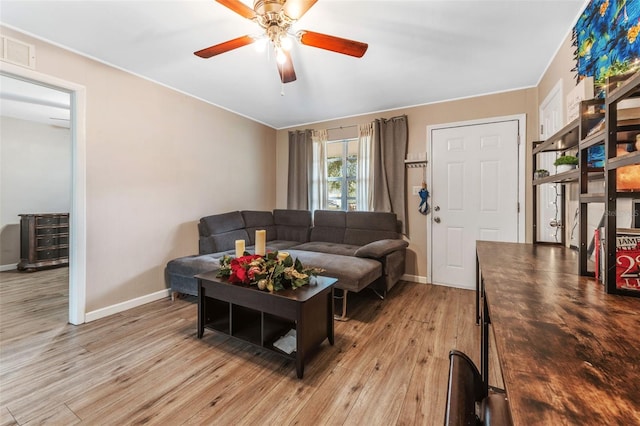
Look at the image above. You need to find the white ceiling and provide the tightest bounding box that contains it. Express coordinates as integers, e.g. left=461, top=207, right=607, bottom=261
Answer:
left=0, top=0, right=586, bottom=129
left=0, top=74, right=71, bottom=128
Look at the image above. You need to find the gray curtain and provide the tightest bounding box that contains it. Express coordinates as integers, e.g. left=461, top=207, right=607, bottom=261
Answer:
left=287, top=130, right=312, bottom=210
left=372, top=115, right=408, bottom=233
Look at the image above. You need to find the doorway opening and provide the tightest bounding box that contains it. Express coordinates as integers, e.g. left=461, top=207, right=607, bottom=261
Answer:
left=0, top=62, right=87, bottom=324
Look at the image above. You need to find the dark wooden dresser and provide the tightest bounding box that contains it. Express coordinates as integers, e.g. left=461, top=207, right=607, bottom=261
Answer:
left=17, top=213, right=69, bottom=271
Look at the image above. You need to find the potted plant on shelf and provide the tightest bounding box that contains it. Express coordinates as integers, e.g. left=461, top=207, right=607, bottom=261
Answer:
left=554, top=155, right=578, bottom=173
left=535, top=169, right=549, bottom=179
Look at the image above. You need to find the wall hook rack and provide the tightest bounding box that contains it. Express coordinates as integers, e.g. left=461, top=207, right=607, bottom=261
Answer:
left=404, top=160, right=427, bottom=168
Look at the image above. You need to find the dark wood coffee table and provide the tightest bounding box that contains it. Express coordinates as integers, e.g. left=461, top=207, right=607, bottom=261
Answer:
left=196, top=271, right=337, bottom=378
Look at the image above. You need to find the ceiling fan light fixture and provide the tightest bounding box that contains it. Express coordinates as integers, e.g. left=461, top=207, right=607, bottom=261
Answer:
left=280, top=34, right=293, bottom=51
left=254, top=0, right=285, bottom=17
left=276, top=47, right=287, bottom=64
left=199, top=0, right=366, bottom=84
left=254, top=35, right=268, bottom=52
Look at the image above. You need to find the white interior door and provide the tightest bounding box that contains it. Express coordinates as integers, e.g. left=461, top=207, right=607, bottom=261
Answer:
left=430, top=120, right=520, bottom=289
left=538, top=81, right=564, bottom=242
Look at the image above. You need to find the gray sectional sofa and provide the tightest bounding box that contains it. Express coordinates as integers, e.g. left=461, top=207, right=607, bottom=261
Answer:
left=166, top=209, right=408, bottom=319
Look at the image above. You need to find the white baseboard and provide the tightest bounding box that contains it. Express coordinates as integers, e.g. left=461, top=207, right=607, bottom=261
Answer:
left=401, top=273, right=474, bottom=290
left=0, top=263, right=18, bottom=272
left=85, top=289, right=170, bottom=323
left=401, top=273, right=428, bottom=284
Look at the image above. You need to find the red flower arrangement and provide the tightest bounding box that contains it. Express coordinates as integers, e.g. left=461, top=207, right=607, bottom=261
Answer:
left=217, top=251, right=323, bottom=292
left=225, top=254, right=263, bottom=284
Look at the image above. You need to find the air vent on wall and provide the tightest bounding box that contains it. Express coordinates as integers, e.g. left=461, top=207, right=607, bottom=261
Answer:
left=1, top=35, right=36, bottom=69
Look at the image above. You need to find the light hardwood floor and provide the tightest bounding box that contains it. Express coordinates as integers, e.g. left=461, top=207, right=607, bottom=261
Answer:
left=0, top=268, right=492, bottom=426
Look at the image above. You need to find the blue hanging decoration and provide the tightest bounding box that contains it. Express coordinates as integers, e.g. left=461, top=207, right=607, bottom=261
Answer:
left=418, top=185, right=430, bottom=215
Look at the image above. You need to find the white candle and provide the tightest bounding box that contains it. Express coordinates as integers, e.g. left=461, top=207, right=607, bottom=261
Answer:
left=277, top=251, right=289, bottom=262
left=255, top=230, right=266, bottom=256
left=235, top=240, right=245, bottom=258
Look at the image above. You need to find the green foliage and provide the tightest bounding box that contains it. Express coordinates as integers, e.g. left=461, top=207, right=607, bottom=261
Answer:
left=327, top=157, right=343, bottom=177
left=348, top=181, right=356, bottom=197
left=347, top=155, right=357, bottom=177
left=326, top=141, right=358, bottom=210
left=554, top=155, right=578, bottom=166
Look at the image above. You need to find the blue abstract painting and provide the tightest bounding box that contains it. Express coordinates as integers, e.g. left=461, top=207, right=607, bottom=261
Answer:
left=574, top=0, right=640, bottom=83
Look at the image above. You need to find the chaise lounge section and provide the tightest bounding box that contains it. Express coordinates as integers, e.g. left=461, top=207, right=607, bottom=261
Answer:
left=166, top=209, right=408, bottom=319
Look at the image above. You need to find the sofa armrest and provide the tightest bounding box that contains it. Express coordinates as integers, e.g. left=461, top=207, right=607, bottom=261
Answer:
left=354, top=239, right=408, bottom=259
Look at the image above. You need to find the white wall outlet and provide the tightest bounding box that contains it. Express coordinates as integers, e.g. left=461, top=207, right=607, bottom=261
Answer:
left=412, top=186, right=421, bottom=195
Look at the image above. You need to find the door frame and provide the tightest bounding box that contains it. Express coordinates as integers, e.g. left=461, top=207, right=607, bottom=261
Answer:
left=426, top=114, right=526, bottom=285
left=1, top=61, right=87, bottom=325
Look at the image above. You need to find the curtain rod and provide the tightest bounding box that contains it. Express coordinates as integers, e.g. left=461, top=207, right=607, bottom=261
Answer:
left=325, top=124, right=358, bottom=132
left=325, top=114, right=406, bottom=131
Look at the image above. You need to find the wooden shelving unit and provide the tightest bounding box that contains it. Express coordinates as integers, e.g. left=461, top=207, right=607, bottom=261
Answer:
left=532, top=117, right=580, bottom=155
left=532, top=72, right=640, bottom=294
left=578, top=97, right=606, bottom=276
left=602, top=71, right=640, bottom=296
left=532, top=119, right=581, bottom=245
left=576, top=72, right=640, bottom=293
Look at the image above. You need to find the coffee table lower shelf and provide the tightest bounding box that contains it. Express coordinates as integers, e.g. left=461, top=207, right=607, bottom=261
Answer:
left=200, top=304, right=297, bottom=359
left=196, top=272, right=337, bottom=379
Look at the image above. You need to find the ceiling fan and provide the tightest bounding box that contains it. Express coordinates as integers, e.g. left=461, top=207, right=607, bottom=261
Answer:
left=194, top=0, right=368, bottom=84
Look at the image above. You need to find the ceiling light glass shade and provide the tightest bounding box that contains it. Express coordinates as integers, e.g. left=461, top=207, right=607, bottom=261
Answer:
left=276, top=48, right=287, bottom=64
left=280, top=35, right=293, bottom=51
left=254, top=36, right=268, bottom=53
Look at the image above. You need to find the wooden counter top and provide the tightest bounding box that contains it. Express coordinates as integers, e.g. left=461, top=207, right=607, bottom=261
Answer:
left=476, top=241, right=640, bottom=425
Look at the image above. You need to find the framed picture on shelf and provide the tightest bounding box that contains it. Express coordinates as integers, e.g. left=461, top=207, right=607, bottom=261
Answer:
left=616, top=229, right=640, bottom=291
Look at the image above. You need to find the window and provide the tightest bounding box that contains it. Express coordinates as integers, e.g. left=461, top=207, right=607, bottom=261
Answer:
left=326, top=139, right=358, bottom=211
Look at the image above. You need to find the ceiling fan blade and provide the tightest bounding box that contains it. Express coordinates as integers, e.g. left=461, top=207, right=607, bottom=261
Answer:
left=277, top=51, right=297, bottom=83
left=194, top=35, right=255, bottom=58
left=215, top=0, right=257, bottom=20
left=298, top=30, right=368, bottom=58
left=283, top=0, right=318, bottom=20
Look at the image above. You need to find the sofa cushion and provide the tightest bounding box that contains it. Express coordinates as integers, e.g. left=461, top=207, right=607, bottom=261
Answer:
left=208, top=229, right=250, bottom=253
left=266, top=240, right=303, bottom=251
left=166, top=254, right=225, bottom=297
left=286, top=249, right=381, bottom=293
left=355, top=239, right=409, bottom=259
left=274, top=209, right=311, bottom=242
left=166, top=254, right=221, bottom=277
left=291, top=241, right=359, bottom=257
left=310, top=210, right=346, bottom=243
left=200, top=211, right=245, bottom=236
left=344, top=211, right=400, bottom=245
left=242, top=210, right=277, bottom=244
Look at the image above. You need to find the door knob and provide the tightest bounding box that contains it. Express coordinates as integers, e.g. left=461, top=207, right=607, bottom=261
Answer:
left=435, top=206, right=440, bottom=211
left=434, top=217, right=441, bottom=223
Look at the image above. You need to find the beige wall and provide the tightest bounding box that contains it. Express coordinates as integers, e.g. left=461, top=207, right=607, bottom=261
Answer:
left=538, top=32, right=578, bottom=122
left=276, top=89, right=538, bottom=279
left=0, top=27, right=277, bottom=313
